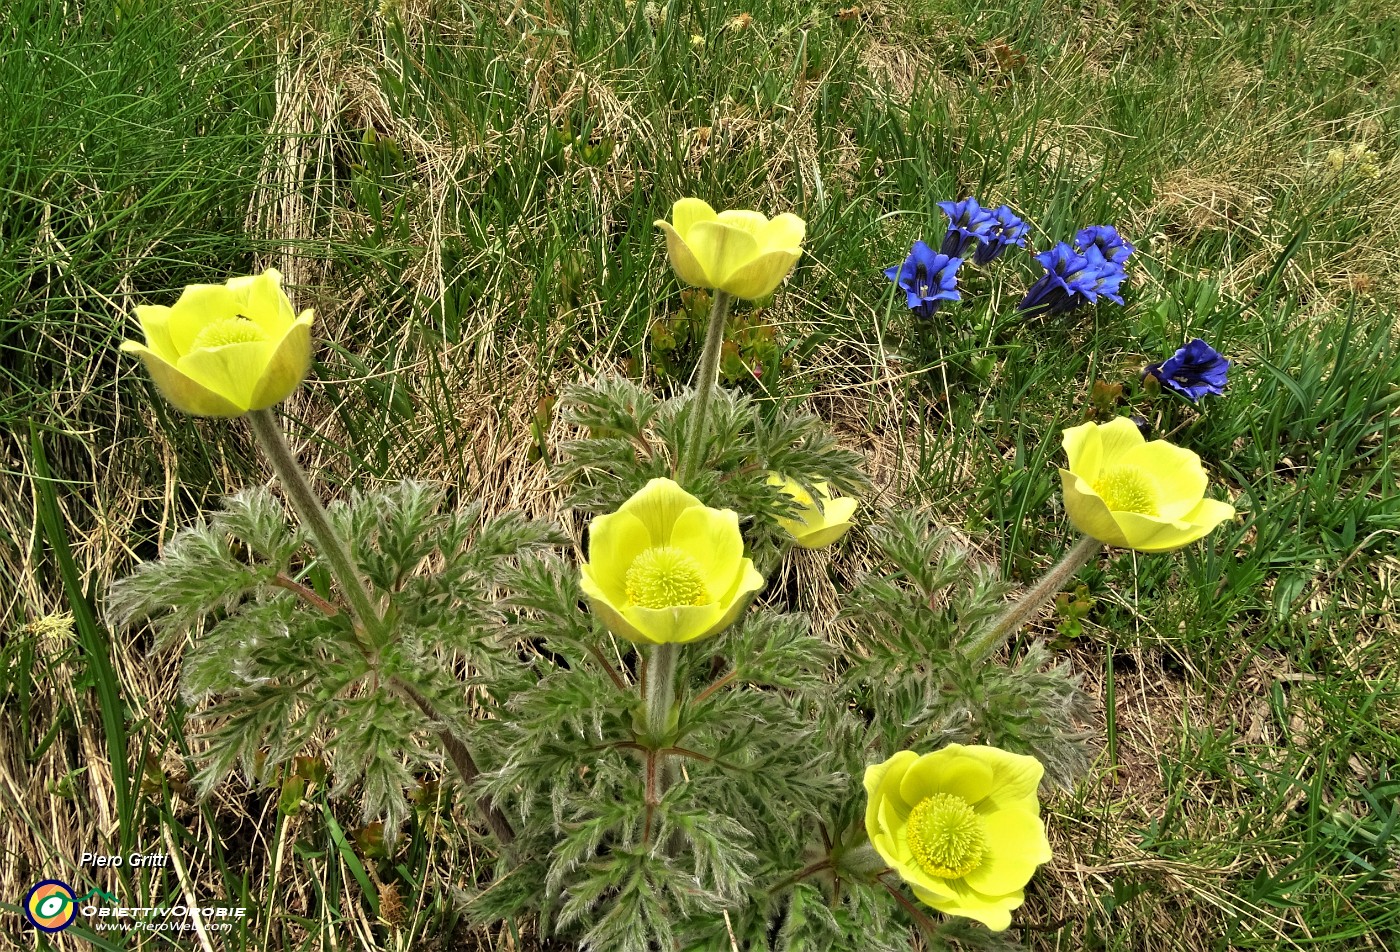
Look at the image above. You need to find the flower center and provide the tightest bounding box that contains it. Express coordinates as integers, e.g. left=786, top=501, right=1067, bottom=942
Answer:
left=189, top=316, right=269, bottom=350
left=625, top=546, right=709, bottom=609
left=906, top=792, right=985, bottom=879
left=1091, top=465, right=1159, bottom=516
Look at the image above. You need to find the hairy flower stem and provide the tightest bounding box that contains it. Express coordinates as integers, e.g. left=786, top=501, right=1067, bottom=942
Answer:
left=839, top=842, right=889, bottom=877
left=678, top=290, right=733, bottom=485
left=643, top=643, right=681, bottom=747
left=968, top=534, right=1102, bottom=661
left=247, top=409, right=386, bottom=649
left=394, top=679, right=515, bottom=847
left=247, top=409, right=515, bottom=845
left=642, top=642, right=682, bottom=821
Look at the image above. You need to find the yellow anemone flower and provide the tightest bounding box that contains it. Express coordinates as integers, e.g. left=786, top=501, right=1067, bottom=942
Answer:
left=1059, top=417, right=1235, bottom=553
left=120, top=269, right=314, bottom=417
left=654, top=198, right=805, bottom=300
left=864, top=744, right=1053, bottom=931
left=580, top=478, right=765, bottom=645
left=766, top=474, right=857, bottom=549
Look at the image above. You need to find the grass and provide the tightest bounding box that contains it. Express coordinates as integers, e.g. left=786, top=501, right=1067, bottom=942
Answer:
left=2, top=0, right=1398, bottom=947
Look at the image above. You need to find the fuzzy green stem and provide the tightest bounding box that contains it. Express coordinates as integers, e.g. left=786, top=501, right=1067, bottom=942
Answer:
left=641, top=642, right=683, bottom=848
left=247, top=408, right=386, bottom=647
left=968, top=535, right=1102, bottom=661
left=678, top=290, right=733, bottom=485
left=394, top=678, right=515, bottom=847
left=248, top=409, right=513, bottom=845
left=643, top=643, right=681, bottom=746
left=839, top=842, right=889, bottom=878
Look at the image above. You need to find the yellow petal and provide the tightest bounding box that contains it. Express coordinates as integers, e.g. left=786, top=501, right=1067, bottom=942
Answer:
left=889, top=851, right=960, bottom=899
left=877, top=751, right=919, bottom=815
left=669, top=197, right=716, bottom=239
left=865, top=751, right=918, bottom=845
left=166, top=283, right=244, bottom=354
left=248, top=313, right=313, bottom=410
left=579, top=574, right=649, bottom=643
left=1095, top=416, right=1148, bottom=465
left=790, top=496, right=857, bottom=549
left=1060, top=421, right=1102, bottom=480
left=879, top=798, right=911, bottom=855
left=1109, top=509, right=1222, bottom=553
left=770, top=473, right=814, bottom=511
left=655, top=220, right=715, bottom=288
left=706, top=560, right=764, bottom=628
left=1183, top=496, right=1236, bottom=530
left=822, top=495, right=859, bottom=525
left=668, top=505, right=744, bottom=599
left=1119, top=440, right=1207, bottom=519
left=912, top=879, right=1021, bottom=931
left=684, top=220, right=762, bottom=290
left=176, top=340, right=270, bottom=411
left=771, top=478, right=857, bottom=547
left=962, top=807, right=1050, bottom=895
left=1060, top=469, right=1130, bottom=547
left=133, top=305, right=178, bottom=362
left=584, top=510, right=653, bottom=605
left=620, top=601, right=726, bottom=645
left=241, top=268, right=297, bottom=336
left=790, top=521, right=853, bottom=549
left=899, top=747, right=994, bottom=805
left=718, top=248, right=801, bottom=300
left=714, top=209, right=771, bottom=238
left=965, top=746, right=1046, bottom=815
left=121, top=342, right=245, bottom=417
left=618, top=478, right=704, bottom=544
left=761, top=213, right=806, bottom=252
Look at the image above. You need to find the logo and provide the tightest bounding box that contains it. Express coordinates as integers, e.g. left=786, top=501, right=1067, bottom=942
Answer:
left=23, top=881, right=119, bottom=933
left=24, top=880, right=78, bottom=932
left=23, top=874, right=243, bottom=935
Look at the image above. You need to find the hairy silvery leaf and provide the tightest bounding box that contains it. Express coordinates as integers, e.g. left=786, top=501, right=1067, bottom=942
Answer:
left=555, top=378, right=868, bottom=536
left=839, top=507, right=1094, bottom=786
left=105, top=488, right=302, bottom=641
left=108, top=477, right=564, bottom=841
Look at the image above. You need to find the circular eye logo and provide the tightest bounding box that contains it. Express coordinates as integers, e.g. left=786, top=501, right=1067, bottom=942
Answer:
left=25, top=879, right=78, bottom=932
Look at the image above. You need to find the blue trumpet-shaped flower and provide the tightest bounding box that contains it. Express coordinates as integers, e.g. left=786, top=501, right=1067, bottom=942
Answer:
left=1074, top=225, right=1134, bottom=266
left=884, top=240, right=962, bottom=319
left=1079, top=247, right=1126, bottom=305
left=973, top=205, right=1031, bottom=265
left=937, top=198, right=999, bottom=258
left=1144, top=338, right=1230, bottom=402
left=1015, top=243, right=1107, bottom=316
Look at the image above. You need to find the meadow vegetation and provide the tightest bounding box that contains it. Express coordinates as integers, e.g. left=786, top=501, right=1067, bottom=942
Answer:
left=3, top=0, right=1398, bottom=947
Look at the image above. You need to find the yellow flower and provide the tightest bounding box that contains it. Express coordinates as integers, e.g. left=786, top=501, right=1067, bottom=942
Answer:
left=654, top=198, right=805, bottom=300
left=580, top=478, right=765, bottom=645
left=766, top=474, right=857, bottom=549
left=864, top=744, right=1052, bottom=931
left=1059, top=417, right=1235, bottom=552
left=120, top=269, right=314, bottom=417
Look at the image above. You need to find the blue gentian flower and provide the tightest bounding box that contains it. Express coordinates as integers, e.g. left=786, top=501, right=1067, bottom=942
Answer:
left=883, top=240, right=962, bottom=318
left=1016, top=242, right=1107, bottom=315
left=1144, top=338, right=1230, bottom=402
left=973, top=204, right=1031, bottom=265
left=937, top=198, right=998, bottom=258
left=1079, top=246, right=1126, bottom=305
left=1074, top=225, right=1134, bottom=266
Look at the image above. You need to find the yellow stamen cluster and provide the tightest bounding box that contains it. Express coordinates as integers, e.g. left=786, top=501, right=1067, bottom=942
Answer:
left=906, top=793, right=986, bottom=879
left=1090, top=465, right=1159, bottom=516
left=625, top=546, right=709, bottom=609
left=190, top=316, right=269, bottom=349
